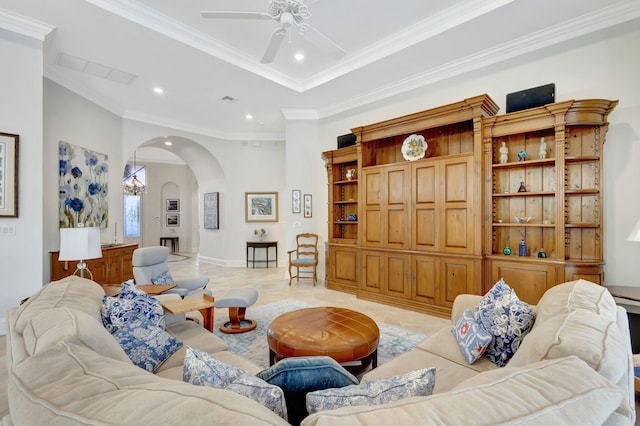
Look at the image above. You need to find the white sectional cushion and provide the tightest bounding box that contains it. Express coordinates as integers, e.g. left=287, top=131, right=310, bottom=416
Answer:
left=21, top=307, right=129, bottom=362
left=302, top=357, right=623, bottom=426
left=10, top=341, right=289, bottom=426
left=13, top=276, right=104, bottom=334
left=535, top=279, right=617, bottom=323
left=507, top=309, right=629, bottom=386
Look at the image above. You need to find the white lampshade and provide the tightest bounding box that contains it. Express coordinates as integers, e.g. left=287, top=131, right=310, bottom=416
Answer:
left=59, top=227, right=102, bottom=261
left=628, top=218, right=640, bottom=243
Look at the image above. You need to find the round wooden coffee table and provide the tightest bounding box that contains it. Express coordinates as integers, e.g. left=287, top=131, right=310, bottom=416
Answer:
left=267, top=307, right=380, bottom=376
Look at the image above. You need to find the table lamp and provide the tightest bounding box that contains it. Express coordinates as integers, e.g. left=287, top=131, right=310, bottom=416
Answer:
left=59, top=226, right=103, bottom=280
left=628, top=218, right=640, bottom=243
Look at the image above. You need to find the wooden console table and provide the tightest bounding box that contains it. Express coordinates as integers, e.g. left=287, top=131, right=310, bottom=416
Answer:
left=246, top=241, right=278, bottom=268
left=160, top=236, right=179, bottom=253
left=50, top=243, right=137, bottom=284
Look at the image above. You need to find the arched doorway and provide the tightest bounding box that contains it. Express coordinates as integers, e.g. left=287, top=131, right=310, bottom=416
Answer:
left=122, top=136, right=224, bottom=256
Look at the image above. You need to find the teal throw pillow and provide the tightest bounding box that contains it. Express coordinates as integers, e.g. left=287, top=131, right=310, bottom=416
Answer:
left=183, top=346, right=287, bottom=420
left=452, top=309, right=493, bottom=364
left=306, top=367, right=436, bottom=415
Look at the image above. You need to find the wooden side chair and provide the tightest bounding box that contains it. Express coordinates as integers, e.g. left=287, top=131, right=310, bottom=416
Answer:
left=287, top=233, right=319, bottom=286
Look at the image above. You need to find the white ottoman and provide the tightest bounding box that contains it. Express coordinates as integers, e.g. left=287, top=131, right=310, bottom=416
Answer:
left=215, top=288, right=259, bottom=334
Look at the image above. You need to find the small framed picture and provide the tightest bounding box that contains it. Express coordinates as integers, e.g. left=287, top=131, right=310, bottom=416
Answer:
left=245, top=192, right=279, bottom=222
left=166, top=213, right=180, bottom=227
left=303, top=194, right=312, bottom=218
left=292, top=189, right=301, bottom=214
left=166, top=199, right=179, bottom=212
left=0, top=132, right=19, bottom=217
left=204, top=192, right=219, bottom=230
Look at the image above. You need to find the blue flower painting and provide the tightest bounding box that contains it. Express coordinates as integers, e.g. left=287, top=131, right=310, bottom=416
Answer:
left=59, top=141, right=109, bottom=228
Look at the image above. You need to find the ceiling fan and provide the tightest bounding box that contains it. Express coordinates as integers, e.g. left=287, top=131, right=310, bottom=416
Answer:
left=201, top=0, right=345, bottom=64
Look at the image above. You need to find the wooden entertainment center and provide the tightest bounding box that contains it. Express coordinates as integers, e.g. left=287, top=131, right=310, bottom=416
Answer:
left=323, top=94, right=617, bottom=317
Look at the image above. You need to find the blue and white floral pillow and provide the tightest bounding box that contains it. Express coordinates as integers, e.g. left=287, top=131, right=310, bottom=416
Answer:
left=101, top=281, right=165, bottom=333
left=183, top=346, right=287, bottom=420
left=475, top=279, right=536, bottom=367
left=113, top=319, right=182, bottom=373
left=452, top=309, right=493, bottom=364
left=151, top=271, right=174, bottom=285
left=305, top=367, right=436, bottom=415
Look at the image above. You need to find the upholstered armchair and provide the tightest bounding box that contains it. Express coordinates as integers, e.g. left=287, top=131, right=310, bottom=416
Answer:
left=132, top=246, right=209, bottom=298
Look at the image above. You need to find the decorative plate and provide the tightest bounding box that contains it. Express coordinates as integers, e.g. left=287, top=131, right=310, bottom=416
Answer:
left=401, top=134, right=427, bottom=161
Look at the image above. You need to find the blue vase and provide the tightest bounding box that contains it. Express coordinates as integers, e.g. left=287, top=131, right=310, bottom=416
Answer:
left=519, top=240, right=527, bottom=256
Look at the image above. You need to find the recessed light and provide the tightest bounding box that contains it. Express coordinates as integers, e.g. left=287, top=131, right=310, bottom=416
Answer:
left=245, top=114, right=253, bottom=120
left=153, top=87, right=164, bottom=94
left=294, top=53, right=304, bottom=61
left=164, top=141, right=172, bottom=146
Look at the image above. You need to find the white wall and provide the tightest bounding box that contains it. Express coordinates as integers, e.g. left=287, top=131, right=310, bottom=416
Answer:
left=0, top=29, right=44, bottom=334
left=314, top=22, right=640, bottom=285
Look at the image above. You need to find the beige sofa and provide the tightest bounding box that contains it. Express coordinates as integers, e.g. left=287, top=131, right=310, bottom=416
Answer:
left=303, top=279, right=635, bottom=425
left=5, top=276, right=636, bottom=425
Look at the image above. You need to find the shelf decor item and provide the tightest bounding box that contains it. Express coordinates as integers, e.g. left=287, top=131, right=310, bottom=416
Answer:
left=519, top=239, right=527, bottom=257
left=345, top=168, right=355, bottom=181
left=517, top=149, right=527, bottom=161
left=518, top=181, right=527, bottom=192
left=499, top=141, right=508, bottom=164
left=401, top=134, right=427, bottom=161
left=538, top=137, right=547, bottom=159
left=537, top=248, right=547, bottom=258
left=503, top=244, right=512, bottom=255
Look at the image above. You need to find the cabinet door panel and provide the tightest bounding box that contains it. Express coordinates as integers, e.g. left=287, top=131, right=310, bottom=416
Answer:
left=364, top=171, right=382, bottom=205
left=444, top=208, right=468, bottom=249
left=387, top=209, right=407, bottom=247
left=444, top=162, right=468, bottom=203
left=386, top=254, right=410, bottom=297
left=387, top=168, right=407, bottom=205
left=413, top=163, right=437, bottom=251
left=441, top=258, right=474, bottom=308
left=333, top=247, right=358, bottom=283
left=412, top=256, right=437, bottom=304
left=361, top=251, right=383, bottom=293
left=364, top=210, right=383, bottom=246
left=490, top=260, right=556, bottom=305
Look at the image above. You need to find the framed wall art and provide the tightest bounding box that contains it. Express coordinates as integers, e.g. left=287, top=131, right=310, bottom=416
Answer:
left=166, top=213, right=180, bottom=227
left=166, top=199, right=179, bottom=212
left=292, top=189, right=301, bottom=214
left=58, top=141, right=109, bottom=228
left=304, top=194, right=312, bottom=218
left=204, top=192, right=219, bottom=229
left=245, top=192, right=278, bottom=222
left=0, top=132, right=19, bottom=217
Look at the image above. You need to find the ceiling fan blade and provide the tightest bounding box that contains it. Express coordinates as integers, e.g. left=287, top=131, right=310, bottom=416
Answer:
left=200, top=11, right=271, bottom=20
left=261, top=28, right=287, bottom=64
left=303, top=25, right=345, bottom=60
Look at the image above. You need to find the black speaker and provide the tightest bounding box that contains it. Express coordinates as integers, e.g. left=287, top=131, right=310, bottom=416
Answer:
left=506, top=83, right=555, bottom=113
left=337, top=133, right=357, bottom=149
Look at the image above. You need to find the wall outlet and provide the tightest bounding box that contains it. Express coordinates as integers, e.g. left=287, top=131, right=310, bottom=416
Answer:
left=0, top=225, right=16, bottom=236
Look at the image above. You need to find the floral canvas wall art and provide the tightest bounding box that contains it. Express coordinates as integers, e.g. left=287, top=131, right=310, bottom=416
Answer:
left=59, top=141, right=109, bottom=228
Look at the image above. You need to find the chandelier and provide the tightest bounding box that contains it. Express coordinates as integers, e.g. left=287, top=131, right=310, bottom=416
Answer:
left=123, top=151, right=146, bottom=195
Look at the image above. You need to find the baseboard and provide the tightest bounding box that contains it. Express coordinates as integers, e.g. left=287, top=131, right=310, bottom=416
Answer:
left=198, top=256, right=245, bottom=268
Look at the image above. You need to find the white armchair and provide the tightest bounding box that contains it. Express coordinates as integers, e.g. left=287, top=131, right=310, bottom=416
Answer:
left=132, top=246, right=209, bottom=298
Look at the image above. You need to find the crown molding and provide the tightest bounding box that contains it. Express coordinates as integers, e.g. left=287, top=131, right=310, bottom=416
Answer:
left=0, top=8, right=55, bottom=40
left=84, top=0, right=303, bottom=91
left=317, top=0, right=640, bottom=120
left=281, top=109, right=319, bottom=121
